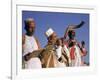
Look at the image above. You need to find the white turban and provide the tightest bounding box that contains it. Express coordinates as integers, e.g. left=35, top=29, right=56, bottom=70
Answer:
left=24, top=18, right=35, bottom=24
left=45, top=28, right=54, bottom=37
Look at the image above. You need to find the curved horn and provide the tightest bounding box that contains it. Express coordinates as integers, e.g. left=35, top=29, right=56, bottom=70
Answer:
left=73, top=21, right=85, bottom=29
left=63, top=21, right=85, bottom=39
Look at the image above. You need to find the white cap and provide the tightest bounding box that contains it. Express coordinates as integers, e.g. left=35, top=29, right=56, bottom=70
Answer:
left=24, top=18, right=35, bottom=24
left=45, top=28, right=54, bottom=37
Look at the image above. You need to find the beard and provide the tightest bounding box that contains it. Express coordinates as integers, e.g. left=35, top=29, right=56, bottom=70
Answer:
left=26, top=29, right=35, bottom=36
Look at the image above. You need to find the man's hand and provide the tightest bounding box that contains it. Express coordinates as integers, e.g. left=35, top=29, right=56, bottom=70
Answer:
left=24, top=53, right=31, bottom=61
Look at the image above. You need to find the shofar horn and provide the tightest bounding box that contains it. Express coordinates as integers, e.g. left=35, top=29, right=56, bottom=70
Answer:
left=64, top=21, right=85, bottom=38
left=73, top=21, right=85, bottom=29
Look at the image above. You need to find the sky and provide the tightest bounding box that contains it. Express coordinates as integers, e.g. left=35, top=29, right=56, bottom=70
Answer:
left=22, top=11, right=89, bottom=64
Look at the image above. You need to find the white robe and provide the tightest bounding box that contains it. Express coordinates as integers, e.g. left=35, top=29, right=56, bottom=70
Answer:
left=23, top=35, right=42, bottom=69
left=74, top=45, right=81, bottom=66
left=56, top=46, right=66, bottom=67
left=69, top=45, right=82, bottom=66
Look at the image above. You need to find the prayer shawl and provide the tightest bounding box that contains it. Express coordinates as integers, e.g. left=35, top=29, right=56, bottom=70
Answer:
left=69, top=45, right=82, bottom=66
left=63, top=39, right=82, bottom=66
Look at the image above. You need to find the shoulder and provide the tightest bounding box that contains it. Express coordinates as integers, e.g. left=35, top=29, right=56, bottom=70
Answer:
left=45, top=44, right=55, bottom=51
left=33, top=35, right=41, bottom=49
left=34, top=35, right=39, bottom=42
left=42, top=44, right=55, bottom=56
left=22, top=34, right=26, bottom=44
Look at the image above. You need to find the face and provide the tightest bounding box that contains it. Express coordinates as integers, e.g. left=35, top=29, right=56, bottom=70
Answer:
left=49, top=32, right=58, bottom=44
left=56, top=39, right=62, bottom=46
left=26, top=21, right=36, bottom=35
left=68, top=30, right=75, bottom=39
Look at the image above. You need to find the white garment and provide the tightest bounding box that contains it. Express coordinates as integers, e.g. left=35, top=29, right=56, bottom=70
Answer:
left=57, top=62, right=66, bottom=67
left=23, top=35, right=38, bottom=56
left=63, top=45, right=71, bottom=64
left=56, top=46, right=62, bottom=59
left=74, top=45, right=82, bottom=66
left=23, top=35, right=42, bottom=69
left=55, top=46, right=66, bottom=67
left=26, top=58, right=42, bottom=69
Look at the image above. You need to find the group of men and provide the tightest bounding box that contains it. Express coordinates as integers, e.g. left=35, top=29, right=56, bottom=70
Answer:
left=22, top=18, right=87, bottom=69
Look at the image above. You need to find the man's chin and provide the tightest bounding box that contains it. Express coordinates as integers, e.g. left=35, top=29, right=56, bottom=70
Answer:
left=27, top=32, right=34, bottom=36
left=30, top=31, right=35, bottom=34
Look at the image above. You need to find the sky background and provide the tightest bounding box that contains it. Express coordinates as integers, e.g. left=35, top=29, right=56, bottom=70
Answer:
left=22, top=11, right=89, bottom=64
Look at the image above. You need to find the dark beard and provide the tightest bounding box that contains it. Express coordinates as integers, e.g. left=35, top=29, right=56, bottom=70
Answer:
left=26, top=31, right=34, bottom=36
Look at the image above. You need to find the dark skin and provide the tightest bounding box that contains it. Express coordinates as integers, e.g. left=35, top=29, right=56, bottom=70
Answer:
left=55, top=38, right=69, bottom=66
left=23, top=20, right=41, bottom=61
left=81, top=41, right=85, bottom=48
left=26, top=21, right=36, bottom=36
left=68, top=31, right=87, bottom=57
left=67, top=30, right=76, bottom=47
left=47, top=32, right=70, bottom=66
left=68, top=30, right=75, bottom=40
left=81, top=41, right=87, bottom=56
left=56, top=39, right=62, bottom=46
left=22, top=21, right=35, bottom=45
left=48, top=32, right=58, bottom=45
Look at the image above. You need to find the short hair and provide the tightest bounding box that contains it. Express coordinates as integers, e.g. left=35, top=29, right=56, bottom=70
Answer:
left=24, top=18, right=35, bottom=30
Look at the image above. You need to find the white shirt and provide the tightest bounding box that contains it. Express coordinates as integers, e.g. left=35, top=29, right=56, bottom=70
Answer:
left=56, top=46, right=62, bottom=59
left=23, top=35, right=42, bottom=69
left=23, top=35, right=38, bottom=56
left=74, top=45, right=82, bottom=66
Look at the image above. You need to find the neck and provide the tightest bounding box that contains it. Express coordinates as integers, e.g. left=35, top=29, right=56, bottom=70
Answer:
left=26, top=32, right=33, bottom=36
left=48, top=41, right=55, bottom=45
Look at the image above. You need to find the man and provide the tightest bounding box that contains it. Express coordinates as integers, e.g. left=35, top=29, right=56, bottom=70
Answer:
left=22, top=18, right=42, bottom=69
left=41, top=28, right=67, bottom=68
left=80, top=41, right=88, bottom=66
left=80, top=41, right=87, bottom=57
left=60, top=38, right=71, bottom=66
left=63, top=21, right=85, bottom=66
left=67, top=29, right=82, bottom=66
